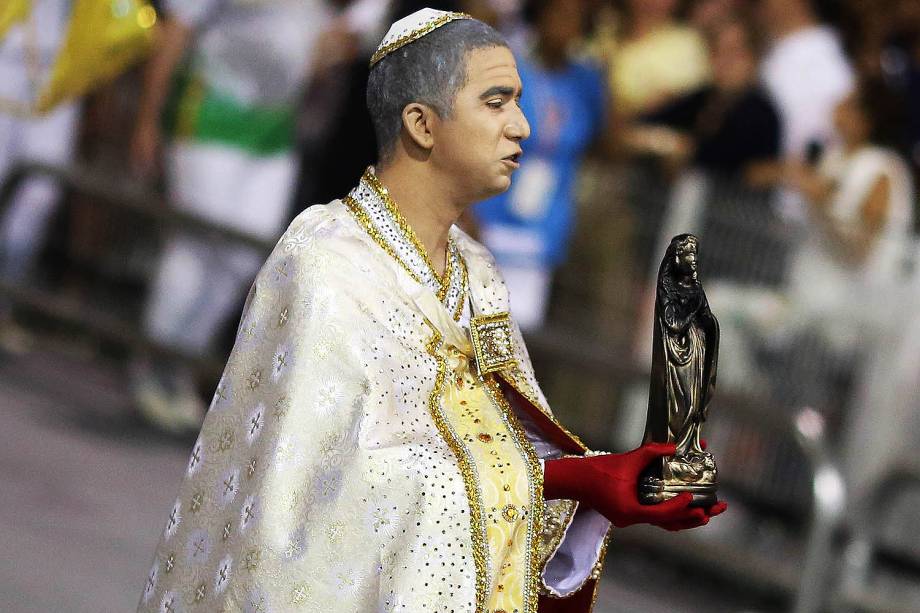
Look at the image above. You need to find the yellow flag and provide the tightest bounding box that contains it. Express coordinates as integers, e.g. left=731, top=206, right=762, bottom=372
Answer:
left=0, top=0, right=31, bottom=41
left=36, top=0, right=158, bottom=113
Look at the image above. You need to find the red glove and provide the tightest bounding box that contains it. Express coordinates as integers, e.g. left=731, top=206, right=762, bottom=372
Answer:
left=543, top=442, right=727, bottom=531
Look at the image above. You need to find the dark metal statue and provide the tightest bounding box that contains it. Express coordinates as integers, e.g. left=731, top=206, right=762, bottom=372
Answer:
left=640, top=234, right=720, bottom=506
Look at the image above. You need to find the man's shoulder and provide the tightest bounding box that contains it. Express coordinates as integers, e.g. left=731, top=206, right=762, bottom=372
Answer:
left=260, top=199, right=370, bottom=279
left=277, top=199, right=362, bottom=256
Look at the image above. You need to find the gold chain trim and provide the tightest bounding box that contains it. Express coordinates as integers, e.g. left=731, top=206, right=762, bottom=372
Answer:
left=424, top=324, right=488, bottom=612
left=369, top=12, right=472, bottom=66
left=485, top=375, right=544, bottom=613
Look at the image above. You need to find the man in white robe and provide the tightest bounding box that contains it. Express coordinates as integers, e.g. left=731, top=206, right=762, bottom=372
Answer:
left=138, top=10, right=724, bottom=613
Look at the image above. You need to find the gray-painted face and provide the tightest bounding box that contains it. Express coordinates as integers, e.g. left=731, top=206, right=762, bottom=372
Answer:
left=366, top=19, right=510, bottom=163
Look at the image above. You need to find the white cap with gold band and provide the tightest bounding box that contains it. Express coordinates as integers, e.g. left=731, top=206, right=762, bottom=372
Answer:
left=370, top=8, right=472, bottom=67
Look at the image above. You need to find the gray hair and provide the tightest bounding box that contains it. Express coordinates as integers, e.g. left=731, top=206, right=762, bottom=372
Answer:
left=366, top=18, right=509, bottom=163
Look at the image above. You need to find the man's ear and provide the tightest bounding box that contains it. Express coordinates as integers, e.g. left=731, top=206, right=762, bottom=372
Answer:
left=401, top=102, right=436, bottom=152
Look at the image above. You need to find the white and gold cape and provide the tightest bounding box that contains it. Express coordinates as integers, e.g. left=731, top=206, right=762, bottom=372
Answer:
left=138, top=169, right=612, bottom=613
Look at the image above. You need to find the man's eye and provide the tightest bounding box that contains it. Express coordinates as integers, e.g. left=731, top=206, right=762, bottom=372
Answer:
left=487, top=99, right=503, bottom=108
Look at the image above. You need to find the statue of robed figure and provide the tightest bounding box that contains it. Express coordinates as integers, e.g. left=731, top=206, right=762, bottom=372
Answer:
left=640, top=234, right=720, bottom=506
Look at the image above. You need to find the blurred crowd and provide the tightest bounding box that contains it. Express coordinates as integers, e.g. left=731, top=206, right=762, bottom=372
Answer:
left=2, top=0, right=920, bottom=601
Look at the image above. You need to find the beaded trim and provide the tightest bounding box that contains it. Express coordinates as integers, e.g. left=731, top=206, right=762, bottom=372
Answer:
left=370, top=11, right=472, bottom=66
left=452, top=257, right=469, bottom=322
left=345, top=168, right=467, bottom=319
left=424, top=325, right=489, bottom=612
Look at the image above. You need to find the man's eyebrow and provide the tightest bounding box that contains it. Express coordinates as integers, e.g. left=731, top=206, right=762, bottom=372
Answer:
left=479, top=85, right=521, bottom=99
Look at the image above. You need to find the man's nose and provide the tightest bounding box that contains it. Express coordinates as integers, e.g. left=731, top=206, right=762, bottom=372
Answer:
left=505, top=106, right=531, bottom=141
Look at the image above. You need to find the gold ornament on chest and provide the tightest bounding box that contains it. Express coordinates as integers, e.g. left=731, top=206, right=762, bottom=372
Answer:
left=469, top=313, right=517, bottom=375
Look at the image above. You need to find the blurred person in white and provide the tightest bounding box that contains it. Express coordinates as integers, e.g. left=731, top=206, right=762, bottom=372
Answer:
left=785, top=83, right=917, bottom=504
left=129, top=0, right=388, bottom=433
left=473, top=0, right=607, bottom=331
left=784, top=84, right=914, bottom=355
left=756, top=0, right=855, bottom=220
left=0, top=0, right=80, bottom=351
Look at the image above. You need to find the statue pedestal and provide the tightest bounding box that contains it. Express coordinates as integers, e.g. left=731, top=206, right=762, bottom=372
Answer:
left=639, top=477, right=718, bottom=507
left=639, top=449, right=718, bottom=507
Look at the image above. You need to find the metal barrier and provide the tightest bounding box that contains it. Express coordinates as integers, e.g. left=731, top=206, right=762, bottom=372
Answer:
left=835, top=467, right=920, bottom=613
left=0, top=160, right=276, bottom=376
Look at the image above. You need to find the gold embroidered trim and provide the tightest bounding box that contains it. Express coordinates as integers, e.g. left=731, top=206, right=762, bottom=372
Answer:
left=346, top=170, right=468, bottom=314
left=590, top=532, right=613, bottom=611
left=369, top=12, right=472, bottom=66
left=424, top=324, right=488, bottom=612
left=439, top=240, right=455, bottom=303
left=538, top=525, right=612, bottom=602
left=485, top=375, right=544, bottom=613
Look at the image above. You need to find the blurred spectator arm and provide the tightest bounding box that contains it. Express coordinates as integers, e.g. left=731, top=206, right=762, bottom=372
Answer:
left=130, top=17, right=193, bottom=178
left=841, top=173, right=890, bottom=262
left=619, top=123, right=694, bottom=162
left=613, top=93, right=697, bottom=168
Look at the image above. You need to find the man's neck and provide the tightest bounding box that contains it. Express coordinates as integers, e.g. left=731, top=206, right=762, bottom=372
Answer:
left=375, top=159, right=465, bottom=277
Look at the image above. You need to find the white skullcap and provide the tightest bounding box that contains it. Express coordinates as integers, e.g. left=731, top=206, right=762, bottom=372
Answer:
left=370, top=8, right=471, bottom=67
